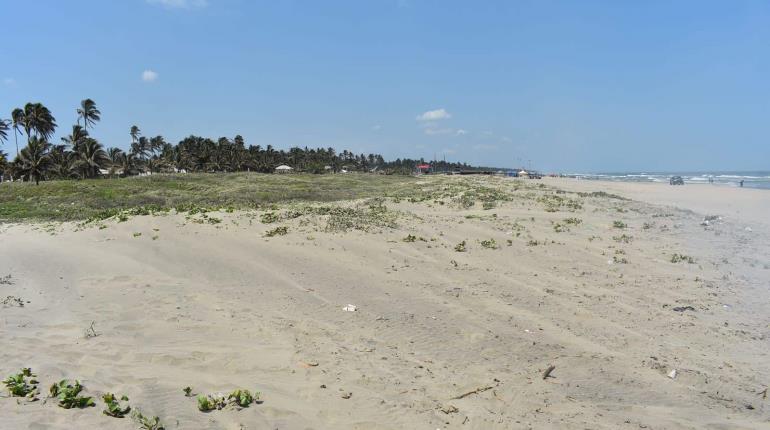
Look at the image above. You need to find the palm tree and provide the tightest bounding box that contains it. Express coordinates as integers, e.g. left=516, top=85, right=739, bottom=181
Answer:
left=74, top=137, right=109, bottom=178
left=0, top=119, right=8, bottom=149
left=11, top=108, right=24, bottom=157
left=77, top=99, right=101, bottom=131
left=107, top=147, right=124, bottom=177
left=61, top=125, right=89, bottom=151
left=130, top=125, right=141, bottom=144
left=47, top=145, right=77, bottom=179
left=21, top=103, right=57, bottom=142
left=117, top=151, right=137, bottom=176
left=18, top=136, right=51, bottom=184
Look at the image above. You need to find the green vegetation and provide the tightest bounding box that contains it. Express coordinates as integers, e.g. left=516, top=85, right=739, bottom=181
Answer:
left=183, top=386, right=193, bottom=397
left=2, top=368, right=39, bottom=399
left=563, top=217, right=582, bottom=225
left=102, top=393, right=131, bottom=417
left=49, top=380, right=95, bottom=409
left=577, top=191, right=628, bottom=200
left=132, top=410, right=165, bottom=430
left=671, top=253, right=696, bottom=264
left=403, top=234, right=417, bottom=242
left=264, top=226, right=289, bottom=237
left=228, top=389, right=259, bottom=407
left=0, top=173, right=419, bottom=221
left=480, top=238, right=498, bottom=249
left=537, top=193, right=583, bottom=212
left=612, top=220, right=627, bottom=229
left=260, top=212, right=280, bottom=223
left=612, top=234, right=633, bottom=243
left=196, top=389, right=257, bottom=412
left=454, top=240, right=467, bottom=252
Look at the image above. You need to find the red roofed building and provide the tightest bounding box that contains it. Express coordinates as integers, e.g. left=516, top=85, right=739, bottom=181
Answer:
left=416, top=164, right=431, bottom=173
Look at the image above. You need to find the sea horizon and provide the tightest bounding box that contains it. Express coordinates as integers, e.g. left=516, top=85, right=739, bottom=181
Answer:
left=564, top=170, right=770, bottom=190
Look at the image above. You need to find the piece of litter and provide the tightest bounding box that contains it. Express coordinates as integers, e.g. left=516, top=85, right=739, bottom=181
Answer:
left=667, top=369, right=677, bottom=379
left=440, top=404, right=459, bottom=414
left=672, top=306, right=695, bottom=313
left=343, top=304, right=357, bottom=312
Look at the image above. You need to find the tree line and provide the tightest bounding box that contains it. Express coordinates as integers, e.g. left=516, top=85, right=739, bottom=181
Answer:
left=0, top=100, right=496, bottom=184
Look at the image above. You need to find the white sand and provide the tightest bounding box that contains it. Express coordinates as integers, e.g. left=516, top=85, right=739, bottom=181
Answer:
left=1, top=176, right=768, bottom=429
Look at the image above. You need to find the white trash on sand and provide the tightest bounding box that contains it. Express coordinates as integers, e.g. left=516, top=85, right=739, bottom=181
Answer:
left=343, top=304, right=357, bottom=312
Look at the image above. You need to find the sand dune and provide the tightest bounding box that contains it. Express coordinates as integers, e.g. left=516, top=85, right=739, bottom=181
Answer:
left=1, top=176, right=768, bottom=429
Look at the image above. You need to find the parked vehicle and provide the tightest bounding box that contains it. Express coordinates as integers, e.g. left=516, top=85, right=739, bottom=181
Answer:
left=669, top=176, right=685, bottom=185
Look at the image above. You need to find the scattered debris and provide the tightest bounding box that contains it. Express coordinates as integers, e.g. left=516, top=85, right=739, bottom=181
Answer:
left=341, top=392, right=352, bottom=399
left=299, top=361, right=319, bottom=368
left=440, top=404, right=459, bottom=414
left=667, top=369, right=678, bottom=379
left=451, top=379, right=500, bottom=400
left=672, top=306, right=696, bottom=313
left=84, top=321, right=100, bottom=339
left=343, top=304, right=357, bottom=312
left=758, top=388, right=767, bottom=400
left=0, top=274, right=13, bottom=285
left=542, top=365, right=556, bottom=380
left=2, top=295, right=26, bottom=307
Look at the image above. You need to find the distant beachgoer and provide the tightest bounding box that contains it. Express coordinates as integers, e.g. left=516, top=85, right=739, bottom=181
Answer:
left=709, top=177, right=713, bottom=184
left=740, top=180, right=744, bottom=187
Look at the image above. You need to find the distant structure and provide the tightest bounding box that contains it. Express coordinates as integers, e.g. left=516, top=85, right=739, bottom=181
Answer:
left=416, top=164, right=431, bottom=174
left=275, top=165, right=293, bottom=174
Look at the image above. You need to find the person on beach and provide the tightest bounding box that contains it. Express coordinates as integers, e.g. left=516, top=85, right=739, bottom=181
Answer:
left=740, top=180, right=744, bottom=187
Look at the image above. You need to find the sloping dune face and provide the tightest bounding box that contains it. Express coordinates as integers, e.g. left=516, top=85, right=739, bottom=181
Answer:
left=1, top=176, right=768, bottom=429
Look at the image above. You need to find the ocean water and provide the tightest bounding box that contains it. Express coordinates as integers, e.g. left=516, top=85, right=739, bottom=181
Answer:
left=567, top=171, right=770, bottom=190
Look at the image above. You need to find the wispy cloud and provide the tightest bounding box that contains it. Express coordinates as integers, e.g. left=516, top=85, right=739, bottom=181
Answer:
left=142, top=70, right=159, bottom=83
left=3, top=78, right=16, bottom=87
left=416, top=108, right=451, bottom=121
left=423, top=127, right=467, bottom=136
left=147, top=0, right=207, bottom=9
left=472, top=144, right=498, bottom=151
left=371, top=125, right=382, bottom=131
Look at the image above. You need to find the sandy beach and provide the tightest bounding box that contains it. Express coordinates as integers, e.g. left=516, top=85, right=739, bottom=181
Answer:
left=1, top=176, right=769, bottom=429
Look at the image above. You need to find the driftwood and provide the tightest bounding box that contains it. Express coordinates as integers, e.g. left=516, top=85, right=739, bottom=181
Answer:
left=451, top=380, right=500, bottom=400
left=542, top=365, right=556, bottom=380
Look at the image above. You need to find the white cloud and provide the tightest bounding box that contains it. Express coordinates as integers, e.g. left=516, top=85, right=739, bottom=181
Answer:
left=3, top=78, right=16, bottom=86
left=142, top=70, right=159, bottom=83
left=416, top=108, right=451, bottom=121
left=147, top=0, right=207, bottom=9
left=455, top=129, right=468, bottom=136
left=371, top=125, right=382, bottom=131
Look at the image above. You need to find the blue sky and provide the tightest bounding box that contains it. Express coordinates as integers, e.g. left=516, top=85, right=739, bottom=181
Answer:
left=1, top=0, right=768, bottom=172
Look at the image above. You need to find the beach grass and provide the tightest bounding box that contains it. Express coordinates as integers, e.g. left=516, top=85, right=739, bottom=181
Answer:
left=0, top=173, right=420, bottom=221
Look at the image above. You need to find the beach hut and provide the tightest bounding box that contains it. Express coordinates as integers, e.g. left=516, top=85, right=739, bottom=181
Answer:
left=275, top=165, right=293, bottom=174
left=518, top=170, right=529, bottom=178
